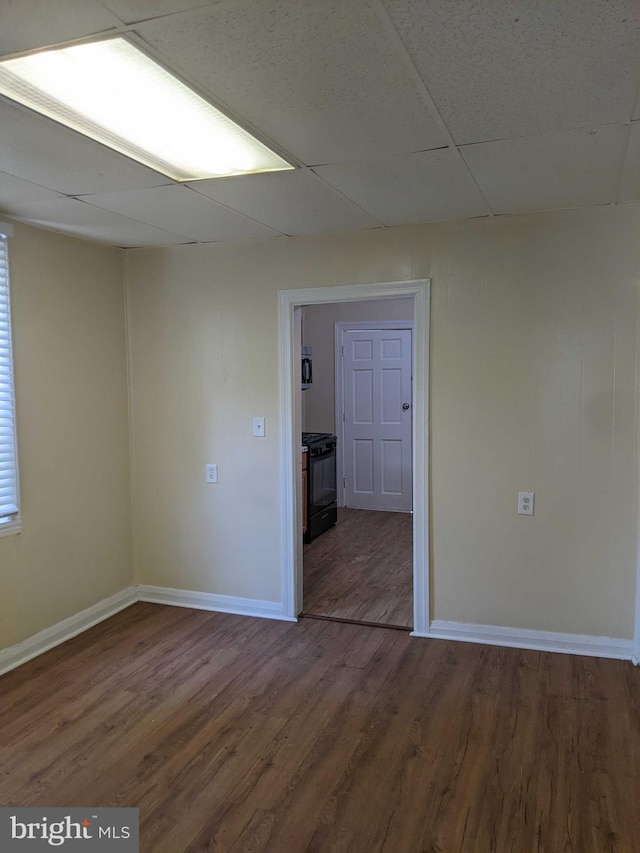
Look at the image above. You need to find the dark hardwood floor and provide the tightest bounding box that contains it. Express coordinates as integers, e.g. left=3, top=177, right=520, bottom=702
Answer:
left=303, top=508, right=413, bottom=628
left=1, top=602, right=639, bottom=852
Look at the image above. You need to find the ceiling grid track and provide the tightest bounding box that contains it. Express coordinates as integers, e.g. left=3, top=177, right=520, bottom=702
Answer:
left=618, top=36, right=640, bottom=204
left=0, top=1, right=638, bottom=246
left=373, top=0, right=496, bottom=218
left=307, top=168, right=388, bottom=231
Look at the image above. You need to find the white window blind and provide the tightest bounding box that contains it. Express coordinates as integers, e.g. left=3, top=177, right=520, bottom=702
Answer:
left=0, top=222, right=19, bottom=527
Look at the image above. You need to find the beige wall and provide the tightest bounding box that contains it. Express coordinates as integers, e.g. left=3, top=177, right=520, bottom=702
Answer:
left=302, top=298, right=414, bottom=433
left=0, top=223, right=132, bottom=648
left=126, top=205, right=640, bottom=638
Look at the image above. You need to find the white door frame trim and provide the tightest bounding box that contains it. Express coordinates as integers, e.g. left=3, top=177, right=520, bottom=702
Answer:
left=278, top=279, right=431, bottom=635
left=634, top=463, right=640, bottom=665
left=334, top=320, right=414, bottom=509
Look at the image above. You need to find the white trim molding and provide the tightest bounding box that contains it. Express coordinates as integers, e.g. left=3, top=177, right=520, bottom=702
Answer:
left=0, top=585, right=295, bottom=677
left=426, top=620, right=635, bottom=661
left=0, top=586, right=138, bottom=677
left=635, top=536, right=640, bottom=662
left=2, top=584, right=636, bottom=678
left=137, top=585, right=296, bottom=621
left=634, top=458, right=640, bottom=665
left=278, top=279, right=431, bottom=634
left=0, top=516, right=21, bottom=538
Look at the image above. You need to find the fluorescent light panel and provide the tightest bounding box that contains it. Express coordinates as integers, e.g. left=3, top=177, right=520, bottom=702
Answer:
left=0, top=37, right=293, bottom=181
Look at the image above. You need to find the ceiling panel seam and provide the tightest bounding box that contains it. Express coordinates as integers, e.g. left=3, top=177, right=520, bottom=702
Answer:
left=307, top=168, right=387, bottom=230
left=75, top=195, right=198, bottom=242
left=96, top=0, right=215, bottom=28
left=374, top=0, right=495, bottom=218
left=629, top=35, right=640, bottom=121
left=180, top=184, right=288, bottom=236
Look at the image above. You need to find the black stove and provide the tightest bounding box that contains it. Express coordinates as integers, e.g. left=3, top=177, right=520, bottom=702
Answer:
left=302, top=432, right=337, bottom=542
left=302, top=432, right=333, bottom=445
left=302, top=432, right=337, bottom=459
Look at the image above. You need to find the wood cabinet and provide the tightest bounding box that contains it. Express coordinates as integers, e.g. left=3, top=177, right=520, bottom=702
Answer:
left=302, top=451, right=308, bottom=535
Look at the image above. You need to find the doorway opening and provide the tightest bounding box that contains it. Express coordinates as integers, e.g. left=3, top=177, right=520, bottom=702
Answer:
left=303, top=316, right=414, bottom=629
left=277, top=279, right=431, bottom=637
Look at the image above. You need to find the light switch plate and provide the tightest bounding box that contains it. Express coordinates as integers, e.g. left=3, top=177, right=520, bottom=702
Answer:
left=253, top=416, right=265, bottom=437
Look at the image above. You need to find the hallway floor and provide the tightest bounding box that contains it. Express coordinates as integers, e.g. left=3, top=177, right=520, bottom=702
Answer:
left=303, top=507, right=413, bottom=628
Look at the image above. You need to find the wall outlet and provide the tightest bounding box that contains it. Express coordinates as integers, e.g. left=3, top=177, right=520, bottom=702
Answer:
left=206, top=463, right=218, bottom=484
left=253, top=416, right=265, bottom=437
left=518, top=491, right=534, bottom=515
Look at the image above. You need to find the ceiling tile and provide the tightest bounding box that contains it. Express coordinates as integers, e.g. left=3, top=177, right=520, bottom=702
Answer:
left=101, top=0, right=215, bottom=24
left=0, top=0, right=120, bottom=55
left=136, top=0, right=446, bottom=165
left=461, top=126, right=624, bottom=215
left=619, top=122, right=640, bottom=202
left=315, top=149, right=489, bottom=226
left=6, top=198, right=191, bottom=247
left=383, top=0, right=640, bottom=144
left=188, top=169, right=380, bottom=235
left=0, top=98, right=171, bottom=195
left=83, top=184, right=281, bottom=242
left=0, top=171, right=64, bottom=212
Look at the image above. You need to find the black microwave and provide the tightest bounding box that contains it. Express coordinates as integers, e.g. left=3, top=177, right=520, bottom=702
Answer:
left=302, top=345, right=312, bottom=389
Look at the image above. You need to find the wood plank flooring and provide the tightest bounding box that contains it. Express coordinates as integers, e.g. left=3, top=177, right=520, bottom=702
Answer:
left=1, top=603, right=640, bottom=852
left=303, top=508, right=413, bottom=628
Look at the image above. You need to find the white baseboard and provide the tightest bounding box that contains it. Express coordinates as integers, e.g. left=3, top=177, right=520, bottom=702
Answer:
left=423, top=619, right=634, bottom=661
left=0, top=584, right=296, bottom=677
left=137, top=585, right=297, bottom=622
left=3, top=589, right=633, bottom=678
left=0, top=586, right=138, bottom=677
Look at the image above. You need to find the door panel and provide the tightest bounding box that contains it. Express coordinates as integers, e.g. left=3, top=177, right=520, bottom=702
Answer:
left=353, top=339, right=373, bottom=360
left=343, top=328, right=412, bottom=512
left=381, top=439, right=403, bottom=494
left=381, top=368, right=402, bottom=423
left=353, top=439, right=374, bottom=493
left=382, top=337, right=402, bottom=359
left=353, top=369, right=373, bottom=422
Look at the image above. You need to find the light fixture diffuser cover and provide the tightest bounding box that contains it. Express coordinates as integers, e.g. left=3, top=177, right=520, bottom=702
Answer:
left=0, top=37, right=294, bottom=181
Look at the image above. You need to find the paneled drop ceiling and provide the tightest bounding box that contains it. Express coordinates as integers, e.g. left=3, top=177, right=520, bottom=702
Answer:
left=0, top=0, right=638, bottom=248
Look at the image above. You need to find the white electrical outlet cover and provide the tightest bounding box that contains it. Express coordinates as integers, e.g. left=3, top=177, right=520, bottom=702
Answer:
left=518, top=491, right=534, bottom=515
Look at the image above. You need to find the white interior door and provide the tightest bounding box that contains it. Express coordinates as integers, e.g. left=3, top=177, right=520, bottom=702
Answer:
left=342, top=328, right=412, bottom=512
